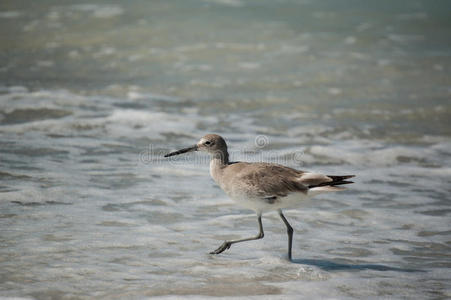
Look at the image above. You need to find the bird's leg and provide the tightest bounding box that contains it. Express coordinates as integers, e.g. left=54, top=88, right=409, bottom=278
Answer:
left=278, top=209, right=294, bottom=261
left=210, top=214, right=264, bottom=255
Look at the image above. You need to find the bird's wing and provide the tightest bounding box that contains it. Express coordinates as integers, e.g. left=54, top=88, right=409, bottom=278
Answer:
left=235, top=163, right=308, bottom=198
left=225, top=163, right=355, bottom=198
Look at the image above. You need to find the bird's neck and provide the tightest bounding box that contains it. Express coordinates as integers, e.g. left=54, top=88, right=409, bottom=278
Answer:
left=209, top=150, right=228, bottom=184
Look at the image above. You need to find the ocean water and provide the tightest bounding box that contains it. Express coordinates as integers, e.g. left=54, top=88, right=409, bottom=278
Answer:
left=1, top=0, right=451, bottom=299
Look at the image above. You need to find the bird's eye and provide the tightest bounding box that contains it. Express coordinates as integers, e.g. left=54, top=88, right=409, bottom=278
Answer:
left=205, top=141, right=211, bottom=145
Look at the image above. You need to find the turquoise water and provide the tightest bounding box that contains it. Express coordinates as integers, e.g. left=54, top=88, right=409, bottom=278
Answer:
left=1, top=0, right=450, bottom=299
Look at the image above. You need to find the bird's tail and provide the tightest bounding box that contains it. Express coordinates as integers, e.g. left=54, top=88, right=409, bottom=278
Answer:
left=308, top=175, right=355, bottom=196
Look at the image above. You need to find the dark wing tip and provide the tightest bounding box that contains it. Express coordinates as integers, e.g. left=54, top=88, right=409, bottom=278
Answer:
left=340, top=180, right=354, bottom=185
left=328, top=175, right=356, bottom=181
left=309, top=176, right=355, bottom=188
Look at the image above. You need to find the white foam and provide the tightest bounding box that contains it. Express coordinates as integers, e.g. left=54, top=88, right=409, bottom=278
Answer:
left=0, top=88, right=217, bottom=139
left=238, top=62, right=261, bottom=70
left=8, top=86, right=28, bottom=93
left=151, top=166, right=206, bottom=177
left=105, top=109, right=199, bottom=138
left=71, top=4, right=123, bottom=18
left=0, top=11, right=22, bottom=18
left=203, top=0, right=244, bottom=7
left=396, top=12, right=428, bottom=21
left=309, top=141, right=437, bottom=167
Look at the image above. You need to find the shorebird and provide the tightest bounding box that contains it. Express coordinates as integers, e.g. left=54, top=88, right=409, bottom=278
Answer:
left=164, top=134, right=354, bottom=260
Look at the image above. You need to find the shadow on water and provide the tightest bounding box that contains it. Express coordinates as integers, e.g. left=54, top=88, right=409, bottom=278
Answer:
left=292, top=258, right=425, bottom=273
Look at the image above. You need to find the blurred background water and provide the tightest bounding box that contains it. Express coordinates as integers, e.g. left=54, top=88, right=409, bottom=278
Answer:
left=1, top=0, right=450, bottom=299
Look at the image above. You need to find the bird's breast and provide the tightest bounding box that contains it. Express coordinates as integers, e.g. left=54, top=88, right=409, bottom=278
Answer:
left=209, top=159, right=224, bottom=185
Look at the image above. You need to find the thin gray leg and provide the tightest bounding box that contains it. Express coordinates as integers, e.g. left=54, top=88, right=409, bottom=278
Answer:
left=278, top=209, right=294, bottom=261
left=210, top=214, right=264, bottom=255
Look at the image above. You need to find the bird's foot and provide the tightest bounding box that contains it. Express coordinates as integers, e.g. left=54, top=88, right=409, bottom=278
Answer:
left=209, top=241, right=231, bottom=254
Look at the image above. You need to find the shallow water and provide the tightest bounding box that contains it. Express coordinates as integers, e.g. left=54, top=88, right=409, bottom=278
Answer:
left=1, top=0, right=451, bottom=299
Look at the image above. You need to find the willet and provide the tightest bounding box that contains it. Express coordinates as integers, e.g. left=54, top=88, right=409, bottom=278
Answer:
left=164, top=134, right=354, bottom=260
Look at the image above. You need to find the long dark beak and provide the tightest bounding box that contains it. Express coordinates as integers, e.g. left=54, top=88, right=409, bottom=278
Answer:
left=164, top=145, right=198, bottom=157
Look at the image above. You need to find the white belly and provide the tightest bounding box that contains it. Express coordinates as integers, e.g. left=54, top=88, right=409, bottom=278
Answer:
left=229, top=191, right=311, bottom=213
